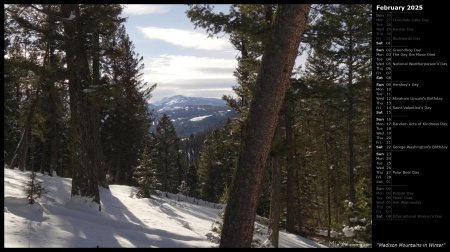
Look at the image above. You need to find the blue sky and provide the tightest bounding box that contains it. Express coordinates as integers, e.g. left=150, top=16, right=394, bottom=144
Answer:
left=121, top=4, right=238, bottom=102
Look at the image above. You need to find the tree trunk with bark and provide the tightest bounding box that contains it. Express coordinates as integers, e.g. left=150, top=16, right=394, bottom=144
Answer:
left=92, top=30, right=108, bottom=188
left=285, top=106, right=296, bottom=233
left=268, top=119, right=282, bottom=247
left=219, top=4, right=311, bottom=248
left=61, top=4, right=102, bottom=209
left=9, top=94, right=39, bottom=171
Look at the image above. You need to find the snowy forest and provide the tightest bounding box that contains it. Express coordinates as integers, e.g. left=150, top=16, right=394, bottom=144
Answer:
left=4, top=4, right=372, bottom=247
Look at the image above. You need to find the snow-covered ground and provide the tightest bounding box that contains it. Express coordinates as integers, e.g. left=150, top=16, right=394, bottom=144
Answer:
left=4, top=166, right=326, bottom=248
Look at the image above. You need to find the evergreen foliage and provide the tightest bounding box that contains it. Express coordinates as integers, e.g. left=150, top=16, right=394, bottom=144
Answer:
left=186, top=4, right=372, bottom=246
left=198, top=126, right=236, bottom=203
left=133, top=145, right=160, bottom=199
left=5, top=4, right=373, bottom=246
left=178, top=132, right=208, bottom=199
left=100, top=24, right=156, bottom=186
left=298, top=4, right=372, bottom=242
left=26, top=172, right=47, bottom=204
left=4, top=4, right=155, bottom=209
left=178, top=181, right=190, bottom=197
left=155, top=114, right=181, bottom=194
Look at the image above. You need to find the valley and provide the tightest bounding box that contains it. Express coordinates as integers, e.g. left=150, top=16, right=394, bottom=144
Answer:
left=148, top=95, right=238, bottom=137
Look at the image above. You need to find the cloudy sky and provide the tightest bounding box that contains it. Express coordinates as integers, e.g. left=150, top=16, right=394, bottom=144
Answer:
left=121, top=4, right=238, bottom=103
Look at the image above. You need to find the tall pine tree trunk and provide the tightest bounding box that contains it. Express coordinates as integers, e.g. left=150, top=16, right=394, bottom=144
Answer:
left=347, top=32, right=356, bottom=204
left=92, top=30, right=108, bottom=188
left=268, top=119, right=282, bottom=247
left=9, top=94, right=39, bottom=171
left=348, top=76, right=356, bottom=205
left=47, top=40, right=59, bottom=177
left=295, top=160, right=305, bottom=236
left=323, top=114, right=332, bottom=240
left=61, top=4, right=101, bottom=210
left=220, top=4, right=311, bottom=247
left=49, top=88, right=58, bottom=177
left=18, top=128, right=30, bottom=171
left=285, top=106, right=296, bottom=233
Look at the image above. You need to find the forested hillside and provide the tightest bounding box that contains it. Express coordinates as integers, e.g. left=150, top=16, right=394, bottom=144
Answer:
left=149, top=95, right=237, bottom=137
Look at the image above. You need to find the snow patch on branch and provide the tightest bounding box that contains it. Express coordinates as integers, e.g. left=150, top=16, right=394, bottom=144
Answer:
left=61, top=11, right=76, bottom=21
left=67, top=11, right=76, bottom=20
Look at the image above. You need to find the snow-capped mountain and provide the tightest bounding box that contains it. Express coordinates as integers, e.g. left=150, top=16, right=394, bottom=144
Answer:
left=151, top=95, right=226, bottom=109
left=148, top=95, right=238, bottom=137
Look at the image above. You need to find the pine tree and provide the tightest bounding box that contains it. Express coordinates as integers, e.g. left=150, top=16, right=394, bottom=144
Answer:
left=177, top=181, right=190, bottom=198
left=342, top=177, right=372, bottom=245
left=26, top=171, right=47, bottom=204
left=5, top=5, right=72, bottom=178
left=4, top=4, right=49, bottom=171
left=4, top=5, right=157, bottom=210
left=185, top=165, right=198, bottom=198
left=219, top=5, right=311, bottom=247
left=197, top=126, right=236, bottom=203
left=293, top=4, right=372, bottom=239
left=155, top=114, right=180, bottom=194
left=179, top=133, right=207, bottom=199
left=198, top=129, right=222, bottom=202
left=133, top=145, right=160, bottom=199
left=100, top=24, right=156, bottom=186
left=187, top=4, right=276, bottom=117
left=33, top=5, right=67, bottom=177
left=186, top=5, right=312, bottom=243
left=307, top=4, right=372, bottom=205
left=267, top=119, right=283, bottom=247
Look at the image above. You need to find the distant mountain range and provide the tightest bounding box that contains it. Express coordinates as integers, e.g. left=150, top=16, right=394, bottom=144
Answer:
left=148, top=95, right=238, bottom=137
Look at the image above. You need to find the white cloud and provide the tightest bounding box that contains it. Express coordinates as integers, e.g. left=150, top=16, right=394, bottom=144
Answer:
left=143, top=54, right=237, bottom=101
left=122, top=5, right=170, bottom=15
left=144, top=54, right=236, bottom=83
left=137, top=26, right=231, bottom=51
left=150, top=87, right=236, bottom=102
left=148, top=79, right=237, bottom=101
